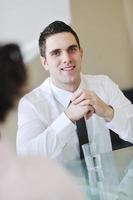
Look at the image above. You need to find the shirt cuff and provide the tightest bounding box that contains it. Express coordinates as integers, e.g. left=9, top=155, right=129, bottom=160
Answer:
left=51, top=112, right=76, bottom=141
left=106, top=107, right=127, bottom=134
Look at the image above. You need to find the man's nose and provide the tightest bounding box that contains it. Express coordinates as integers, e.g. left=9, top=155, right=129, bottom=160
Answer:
left=62, top=52, right=71, bottom=63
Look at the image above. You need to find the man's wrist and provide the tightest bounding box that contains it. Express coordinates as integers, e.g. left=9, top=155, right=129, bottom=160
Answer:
left=104, top=105, right=114, bottom=122
left=64, top=109, right=75, bottom=123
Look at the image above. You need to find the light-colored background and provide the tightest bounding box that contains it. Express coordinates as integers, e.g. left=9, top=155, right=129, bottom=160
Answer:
left=1, top=0, right=133, bottom=150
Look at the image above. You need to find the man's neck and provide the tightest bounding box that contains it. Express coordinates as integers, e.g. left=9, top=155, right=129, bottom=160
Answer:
left=52, top=82, right=81, bottom=93
left=63, top=84, right=80, bottom=92
left=51, top=76, right=81, bottom=93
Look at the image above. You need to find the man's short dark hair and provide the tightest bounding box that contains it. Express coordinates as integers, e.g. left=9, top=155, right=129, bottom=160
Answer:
left=39, top=21, right=80, bottom=58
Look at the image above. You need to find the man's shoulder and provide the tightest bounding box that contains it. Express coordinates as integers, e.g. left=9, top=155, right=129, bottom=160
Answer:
left=20, top=78, right=52, bottom=103
left=82, top=74, right=114, bottom=92
left=82, top=74, right=110, bottom=83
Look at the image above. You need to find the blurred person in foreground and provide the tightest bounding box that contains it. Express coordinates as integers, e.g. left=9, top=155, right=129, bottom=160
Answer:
left=16, top=21, right=133, bottom=161
left=0, top=43, right=85, bottom=200
left=0, top=43, right=27, bottom=129
left=0, top=155, right=85, bottom=200
left=0, top=43, right=27, bottom=148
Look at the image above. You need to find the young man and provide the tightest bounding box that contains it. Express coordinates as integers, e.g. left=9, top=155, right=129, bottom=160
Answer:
left=17, top=21, right=133, bottom=161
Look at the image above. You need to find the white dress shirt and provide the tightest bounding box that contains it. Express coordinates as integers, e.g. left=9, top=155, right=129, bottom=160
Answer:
left=16, top=74, right=133, bottom=161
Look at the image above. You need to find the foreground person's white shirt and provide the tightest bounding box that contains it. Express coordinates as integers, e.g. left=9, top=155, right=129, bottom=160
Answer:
left=16, top=74, right=133, bottom=161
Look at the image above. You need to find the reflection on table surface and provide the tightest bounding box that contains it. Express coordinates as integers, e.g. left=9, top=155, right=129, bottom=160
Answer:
left=62, top=147, right=133, bottom=200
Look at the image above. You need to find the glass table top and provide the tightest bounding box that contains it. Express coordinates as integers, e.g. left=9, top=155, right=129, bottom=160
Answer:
left=62, top=146, right=133, bottom=200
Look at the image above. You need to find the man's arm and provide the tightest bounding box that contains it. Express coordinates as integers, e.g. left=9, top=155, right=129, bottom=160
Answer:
left=16, top=98, right=76, bottom=157
left=67, top=75, right=133, bottom=144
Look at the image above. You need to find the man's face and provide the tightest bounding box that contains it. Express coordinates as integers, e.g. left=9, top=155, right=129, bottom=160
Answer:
left=41, top=32, right=83, bottom=91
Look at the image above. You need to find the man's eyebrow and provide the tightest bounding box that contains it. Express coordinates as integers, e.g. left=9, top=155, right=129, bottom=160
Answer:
left=49, top=44, right=79, bottom=55
left=49, top=49, right=60, bottom=55
left=67, top=44, right=78, bottom=49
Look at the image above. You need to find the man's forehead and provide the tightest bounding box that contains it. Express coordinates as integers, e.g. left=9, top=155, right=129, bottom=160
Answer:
left=45, top=32, right=78, bottom=52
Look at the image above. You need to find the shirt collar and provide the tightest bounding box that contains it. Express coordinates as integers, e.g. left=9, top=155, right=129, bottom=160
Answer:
left=50, top=74, right=85, bottom=108
left=50, top=81, right=72, bottom=108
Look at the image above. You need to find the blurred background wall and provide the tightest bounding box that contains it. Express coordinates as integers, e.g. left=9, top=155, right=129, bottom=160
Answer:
left=1, top=0, right=133, bottom=150
left=71, top=0, right=133, bottom=89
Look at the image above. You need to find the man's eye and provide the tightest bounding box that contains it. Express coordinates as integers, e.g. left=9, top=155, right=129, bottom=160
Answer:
left=51, top=50, right=61, bottom=56
left=69, top=47, right=77, bottom=53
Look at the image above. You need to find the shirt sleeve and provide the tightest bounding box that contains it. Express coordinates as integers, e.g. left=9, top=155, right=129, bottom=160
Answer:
left=103, top=76, right=133, bottom=143
left=16, top=97, right=76, bottom=158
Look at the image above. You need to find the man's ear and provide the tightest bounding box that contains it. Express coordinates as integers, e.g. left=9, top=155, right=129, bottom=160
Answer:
left=80, top=48, right=83, bottom=59
left=40, top=56, right=49, bottom=71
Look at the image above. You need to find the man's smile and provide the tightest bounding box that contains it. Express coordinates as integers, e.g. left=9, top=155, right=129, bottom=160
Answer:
left=61, top=66, right=75, bottom=71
